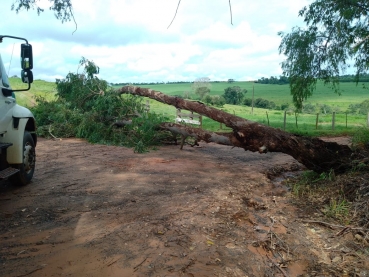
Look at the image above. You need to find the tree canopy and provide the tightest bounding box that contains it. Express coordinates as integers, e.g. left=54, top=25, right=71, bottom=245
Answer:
left=279, top=0, right=369, bottom=110
left=222, top=86, right=247, bottom=105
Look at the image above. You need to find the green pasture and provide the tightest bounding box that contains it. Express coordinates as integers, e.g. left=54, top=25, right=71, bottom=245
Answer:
left=145, top=98, right=367, bottom=136
left=12, top=78, right=369, bottom=137
left=118, top=81, right=369, bottom=111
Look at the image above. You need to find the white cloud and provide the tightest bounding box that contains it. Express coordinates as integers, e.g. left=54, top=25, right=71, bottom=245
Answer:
left=1, top=0, right=311, bottom=83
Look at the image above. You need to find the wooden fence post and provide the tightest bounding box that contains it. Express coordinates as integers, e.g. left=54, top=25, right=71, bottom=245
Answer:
left=283, top=110, right=287, bottom=130
left=332, top=112, right=336, bottom=130
left=266, top=111, right=269, bottom=126
left=251, top=86, right=254, bottom=115
left=316, top=113, right=319, bottom=129
left=295, top=112, right=298, bottom=128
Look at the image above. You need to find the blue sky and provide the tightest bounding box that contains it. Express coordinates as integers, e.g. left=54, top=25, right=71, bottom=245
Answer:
left=1, top=0, right=310, bottom=83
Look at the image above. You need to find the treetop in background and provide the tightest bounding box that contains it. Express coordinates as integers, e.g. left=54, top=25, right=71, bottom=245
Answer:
left=279, top=0, right=369, bottom=110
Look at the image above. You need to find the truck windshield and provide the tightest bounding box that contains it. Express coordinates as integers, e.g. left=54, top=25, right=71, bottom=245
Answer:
left=0, top=55, right=10, bottom=88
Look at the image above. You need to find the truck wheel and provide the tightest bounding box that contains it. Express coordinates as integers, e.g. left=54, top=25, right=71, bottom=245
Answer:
left=10, top=132, right=36, bottom=186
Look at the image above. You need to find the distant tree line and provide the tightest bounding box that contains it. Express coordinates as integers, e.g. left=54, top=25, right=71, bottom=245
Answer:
left=254, top=74, right=369, bottom=86
left=338, top=74, right=369, bottom=82
left=111, top=80, right=239, bottom=86
left=255, top=76, right=290, bottom=85
left=111, top=81, right=194, bottom=86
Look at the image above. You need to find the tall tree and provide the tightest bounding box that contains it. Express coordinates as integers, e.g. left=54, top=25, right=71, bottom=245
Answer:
left=223, top=86, right=247, bottom=105
left=192, top=77, right=211, bottom=92
left=279, top=0, right=369, bottom=110
left=195, top=86, right=210, bottom=100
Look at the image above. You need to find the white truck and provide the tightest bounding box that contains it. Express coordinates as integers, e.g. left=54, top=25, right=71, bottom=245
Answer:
left=0, top=35, right=36, bottom=186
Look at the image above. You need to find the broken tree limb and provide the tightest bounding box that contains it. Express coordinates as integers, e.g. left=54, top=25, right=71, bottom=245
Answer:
left=160, top=122, right=242, bottom=148
left=117, top=86, right=353, bottom=173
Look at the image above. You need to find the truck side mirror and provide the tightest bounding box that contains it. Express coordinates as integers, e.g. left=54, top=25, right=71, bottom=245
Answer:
left=21, top=44, right=33, bottom=70
left=21, top=69, right=33, bottom=84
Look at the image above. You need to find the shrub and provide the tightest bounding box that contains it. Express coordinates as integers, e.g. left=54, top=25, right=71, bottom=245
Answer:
left=223, top=86, right=247, bottom=105
left=243, top=98, right=252, bottom=106
left=31, top=57, right=170, bottom=153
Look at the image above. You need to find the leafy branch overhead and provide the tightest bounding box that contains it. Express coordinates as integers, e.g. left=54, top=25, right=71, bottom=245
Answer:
left=12, top=0, right=74, bottom=22
left=279, top=0, right=369, bottom=110
left=11, top=0, right=77, bottom=32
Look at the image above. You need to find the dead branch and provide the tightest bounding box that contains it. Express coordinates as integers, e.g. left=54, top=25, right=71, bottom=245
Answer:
left=111, top=120, right=133, bottom=128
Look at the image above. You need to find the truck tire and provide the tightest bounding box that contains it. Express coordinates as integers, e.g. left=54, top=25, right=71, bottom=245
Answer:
left=10, top=131, right=36, bottom=186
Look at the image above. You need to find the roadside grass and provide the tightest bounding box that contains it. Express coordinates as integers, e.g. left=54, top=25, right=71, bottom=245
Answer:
left=286, top=170, right=353, bottom=224
left=9, top=77, right=57, bottom=107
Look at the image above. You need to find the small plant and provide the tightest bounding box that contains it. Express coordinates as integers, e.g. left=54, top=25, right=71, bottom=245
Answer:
left=323, top=199, right=350, bottom=222
left=351, top=127, right=369, bottom=150
left=313, top=169, right=336, bottom=182
left=289, top=170, right=319, bottom=197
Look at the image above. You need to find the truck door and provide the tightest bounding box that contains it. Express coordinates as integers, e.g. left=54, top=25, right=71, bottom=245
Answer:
left=0, top=55, right=16, bottom=134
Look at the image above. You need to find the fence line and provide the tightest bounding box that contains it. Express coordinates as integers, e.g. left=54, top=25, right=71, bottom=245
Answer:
left=215, top=111, right=369, bottom=131
left=275, top=111, right=369, bottom=130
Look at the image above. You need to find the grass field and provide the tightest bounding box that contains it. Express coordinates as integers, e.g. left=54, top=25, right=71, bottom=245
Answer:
left=9, top=77, right=57, bottom=107
left=12, top=78, right=369, bottom=136
left=120, top=81, right=369, bottom=111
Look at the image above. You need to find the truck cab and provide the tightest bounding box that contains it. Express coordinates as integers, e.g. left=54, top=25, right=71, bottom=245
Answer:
left=0, top=35, right=36, bottom=186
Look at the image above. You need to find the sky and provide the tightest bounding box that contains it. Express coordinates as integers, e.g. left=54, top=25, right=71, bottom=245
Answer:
left=1, top=0, right=310, bottom=84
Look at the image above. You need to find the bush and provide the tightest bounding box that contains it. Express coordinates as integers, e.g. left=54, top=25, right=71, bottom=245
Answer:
left=243, top=98, right=252, bottom=106
left=222, top=86, right=247, bottom=105
left=303, top=103, right=317, bottom=114
left=31, top=57, right=170, bottom=153
left=351, top=128, right=369, bottom=150
left=281, top=103, right=290, bottom=110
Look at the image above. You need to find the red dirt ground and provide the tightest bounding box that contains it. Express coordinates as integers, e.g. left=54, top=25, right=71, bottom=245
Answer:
left=0, top=137, right=368, bottom=277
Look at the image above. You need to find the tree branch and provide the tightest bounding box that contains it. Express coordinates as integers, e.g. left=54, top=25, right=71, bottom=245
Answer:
left=167, top=0, right=181, bottom=29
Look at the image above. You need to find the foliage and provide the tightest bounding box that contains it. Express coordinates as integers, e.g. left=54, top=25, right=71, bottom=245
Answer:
left=302, top=103, right=317, bottom=114
left=243, top=98, right=252, bottom=106
left=194, top=86, right=210, bottom=100
left=323, top=199, right=350, bottom=221
left=339, top=74, right=369, bottom=82
left=351, top=127, right=369, bottom=149
left=192, top=77, right=211, bottom=92
left=11, top=0, right=74, bottom=22
left=348, top=99, right=369, bottom=114
left=31, top=58, right=170, bottom=152
left=243, top=97, right=276, bottom=109
left=256, top=76, right=289, bottom=85
left=31, top=96, right=82, bottom=138
left=279, top=0, right=369, bottom=111
left=222, top=86, right=247, bottom=105
left=204, top=95, right=226, bottom=107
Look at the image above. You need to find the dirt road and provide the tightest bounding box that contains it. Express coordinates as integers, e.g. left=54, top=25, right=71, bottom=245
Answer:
left=0, top=138, right=367, bottom=276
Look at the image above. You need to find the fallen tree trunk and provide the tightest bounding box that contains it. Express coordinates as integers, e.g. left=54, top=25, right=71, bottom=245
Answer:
left=117, top=86, right=354, bottom=173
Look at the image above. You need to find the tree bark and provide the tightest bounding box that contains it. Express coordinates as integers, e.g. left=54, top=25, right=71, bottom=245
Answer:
left=117, top=86, right=353, bottom=173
